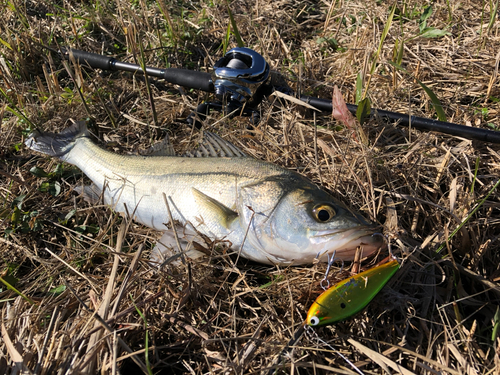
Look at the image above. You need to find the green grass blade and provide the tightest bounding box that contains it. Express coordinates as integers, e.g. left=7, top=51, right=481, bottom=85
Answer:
left=0, top=37, right=12, bottom=50
left=355, top=71, right=363, bottom=105
left=363, top=5, right=396, bottom=99
left=222, top=22, right=231, bottom=55
left=445, top=0, right=453, bottom=22
left=61, top=60, right=94, bottom=121
left=488, top=0, right=499, bottom=32
left=0, top=87, right=34, bottom=129
left=415, top=78, right=447, bottom=122
left=157, top=0, right=179, bottom=46
left=226, top=0, right=244, bottom=47
left=356, top=97, right=371, bottom=126
left=471, top=157, right=480, bottom=195
left=370, top=5, right=396, bottom=75
left=436, top=178, right=500, bottom=254
left=131, top=294, right=153, bottom=375
left=0, top=275, right=36, bottom=305
left=393, top=38, right=404, bottom=66
left=388, top=61, right=446, bottom=121
left=492, top=306, right=500, bottom=342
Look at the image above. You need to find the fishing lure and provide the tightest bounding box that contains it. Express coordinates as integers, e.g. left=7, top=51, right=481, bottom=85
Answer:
left=307, top=259, right=400, bottom=327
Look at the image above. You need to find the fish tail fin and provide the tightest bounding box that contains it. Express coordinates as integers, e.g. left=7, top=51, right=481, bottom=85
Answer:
left=25, top=121, right=90, bottom=159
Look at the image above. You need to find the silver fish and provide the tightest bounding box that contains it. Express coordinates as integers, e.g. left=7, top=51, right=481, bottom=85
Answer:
left=25, top=122, right=384, bottom=265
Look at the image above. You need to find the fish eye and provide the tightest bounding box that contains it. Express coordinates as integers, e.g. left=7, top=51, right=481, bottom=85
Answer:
left=309, top=316, right=320, bottom=326
left=340, top=302, right=346, bottom=309
left=312, top=204, right=336, bottom=223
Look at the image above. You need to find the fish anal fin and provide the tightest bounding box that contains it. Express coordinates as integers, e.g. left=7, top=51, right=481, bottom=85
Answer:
left=150, top=230, right=207, bottom=267
left=74, top=183, right=102, bottom=205
left=191, top=188, right=238, bottom=229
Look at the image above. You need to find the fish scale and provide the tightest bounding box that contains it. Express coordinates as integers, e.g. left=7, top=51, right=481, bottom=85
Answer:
left=25, top=121, right=385, bottom=265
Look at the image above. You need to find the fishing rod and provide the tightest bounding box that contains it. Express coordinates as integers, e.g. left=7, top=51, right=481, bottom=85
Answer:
left=60, top=47, right=500, bottom=144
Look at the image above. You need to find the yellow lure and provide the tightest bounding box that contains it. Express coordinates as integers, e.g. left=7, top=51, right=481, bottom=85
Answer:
left=307, top=260, right=400, bottom=327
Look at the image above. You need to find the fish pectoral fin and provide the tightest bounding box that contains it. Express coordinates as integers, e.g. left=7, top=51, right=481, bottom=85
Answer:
left=191, top=188, right=238, bottom=229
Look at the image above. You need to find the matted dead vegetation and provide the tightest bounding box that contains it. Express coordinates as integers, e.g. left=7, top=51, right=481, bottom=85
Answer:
left=1, top=0, right=500, bottom=374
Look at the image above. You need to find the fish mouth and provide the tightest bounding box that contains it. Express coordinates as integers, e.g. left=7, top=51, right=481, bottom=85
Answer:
left=311, top=226, right=386, bottom=261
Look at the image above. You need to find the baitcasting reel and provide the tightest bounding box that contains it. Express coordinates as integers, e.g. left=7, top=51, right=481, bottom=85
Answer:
left=212, top=47, right=270, bottom=105
left=60, top=46, right=272, bottom=128
left=189, top=47, right=272, bottom=127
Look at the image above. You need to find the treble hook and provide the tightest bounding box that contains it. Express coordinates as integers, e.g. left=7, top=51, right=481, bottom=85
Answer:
left=318, top=251, right=344, bottom=291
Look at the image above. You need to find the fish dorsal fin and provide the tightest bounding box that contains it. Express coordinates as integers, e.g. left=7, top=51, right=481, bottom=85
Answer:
left=140, top=135, right=176, bottom=156
left=185, top=132, right=247, bottom=158
left=191, top=188, right=238, bottom=229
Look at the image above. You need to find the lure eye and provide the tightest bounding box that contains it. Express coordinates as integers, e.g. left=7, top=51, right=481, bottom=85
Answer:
left=312, top=204, right=336, bottom=223
left=309, top=316, right=320, bottom=326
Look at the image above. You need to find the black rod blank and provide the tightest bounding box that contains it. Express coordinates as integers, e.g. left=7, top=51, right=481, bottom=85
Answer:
left=300, top=96, right=500, bottom=144
left=59, top=47, right=500, bottom=143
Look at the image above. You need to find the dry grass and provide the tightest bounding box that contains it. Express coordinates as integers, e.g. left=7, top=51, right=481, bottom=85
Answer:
left=1, top=0, right=500, bottom=374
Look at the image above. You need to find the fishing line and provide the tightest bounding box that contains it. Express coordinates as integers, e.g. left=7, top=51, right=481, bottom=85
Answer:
left=318, top=250, right=344, bottom=290
left=304, top=325, right=365, bottom=375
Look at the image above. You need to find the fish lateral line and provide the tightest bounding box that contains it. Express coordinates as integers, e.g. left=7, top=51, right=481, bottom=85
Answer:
left=25, top=122, right=386, bottom=265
